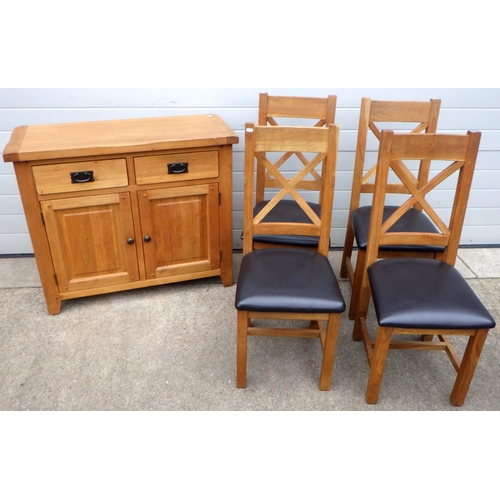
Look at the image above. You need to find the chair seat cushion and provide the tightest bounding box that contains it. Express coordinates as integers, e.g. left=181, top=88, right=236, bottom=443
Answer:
left=368, top=258, right=496, bottom=330
left=352, top=205, right=444, bottom=252
left=235, top=248, right=345, bottom=313
left=251, top=200, right=321, bottom=247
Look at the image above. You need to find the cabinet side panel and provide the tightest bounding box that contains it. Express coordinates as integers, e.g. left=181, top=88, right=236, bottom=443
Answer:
left=218, top=145, right=234, bottom=285
left=13, top=162, right=61, bottom=314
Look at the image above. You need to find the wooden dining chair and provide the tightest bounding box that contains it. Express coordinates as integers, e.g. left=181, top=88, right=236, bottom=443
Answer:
left=352, top=129, right=496, bottom=406
left=340, top=97, right=442, bottom=319
left=235, top=122, right=345, bottom=390
left=252, top=93, right=337, bottom=249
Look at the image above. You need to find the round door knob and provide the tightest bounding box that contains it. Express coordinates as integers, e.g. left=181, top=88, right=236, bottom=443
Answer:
left=143, top=235, right=152, bottom=243
left=127, top=238, right=135, bottom=245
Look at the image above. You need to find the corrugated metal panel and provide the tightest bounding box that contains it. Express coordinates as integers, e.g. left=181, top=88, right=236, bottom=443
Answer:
left=1, top=88, right=499, bottom=254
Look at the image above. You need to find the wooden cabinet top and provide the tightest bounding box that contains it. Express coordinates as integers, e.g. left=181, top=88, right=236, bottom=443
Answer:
left=3, top=114, right=239, bottom=163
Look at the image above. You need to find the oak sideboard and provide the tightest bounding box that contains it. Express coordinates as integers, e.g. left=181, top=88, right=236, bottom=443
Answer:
left=3, top=114, right=239, bottom=314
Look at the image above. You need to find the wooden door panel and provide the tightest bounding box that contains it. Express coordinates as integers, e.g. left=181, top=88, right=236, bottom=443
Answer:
left=139, top=183, right=220, bottom=279
left=41, top=193, right=139, bottom=292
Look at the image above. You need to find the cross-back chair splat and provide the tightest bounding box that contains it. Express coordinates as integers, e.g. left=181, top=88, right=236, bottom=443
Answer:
left=236, top=123, right=345, bottom=390
left=340, top=97, right=442, bottom=319
left=351, top=129, right=495, bottom=406
left=252, top=151, right=326, bottom=227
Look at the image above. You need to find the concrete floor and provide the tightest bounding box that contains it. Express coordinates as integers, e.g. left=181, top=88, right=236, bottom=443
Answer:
left=0, top=248, right=499, bottom=411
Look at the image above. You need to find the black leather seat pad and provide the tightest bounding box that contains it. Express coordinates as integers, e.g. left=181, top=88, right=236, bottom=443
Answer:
left=352, top=206, right=444, bottom=252
left=252, top=200, right=321, bottom=247
left=235, top=248, right=345, bottom=313
left=368, top=258, right=496, bottom=330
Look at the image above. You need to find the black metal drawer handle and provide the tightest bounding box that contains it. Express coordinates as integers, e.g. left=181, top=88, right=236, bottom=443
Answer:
left=167, top=162, right=188, bottom=174
left=70, top=170, right=94, bottom=183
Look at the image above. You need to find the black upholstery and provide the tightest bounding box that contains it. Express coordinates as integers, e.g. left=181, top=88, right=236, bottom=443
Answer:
left=368, top=258, right=496, bottom=330
left=352, top=205, right=444, bottom=252
left=235, top=248, right=345, bottom=313
left=251, top=200, right=321, bottom=247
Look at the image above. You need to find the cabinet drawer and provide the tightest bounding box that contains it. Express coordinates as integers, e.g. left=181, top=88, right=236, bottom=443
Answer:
left=32, top=159, right=128, bottom=195
left=134, top=150, right=218, bottom=185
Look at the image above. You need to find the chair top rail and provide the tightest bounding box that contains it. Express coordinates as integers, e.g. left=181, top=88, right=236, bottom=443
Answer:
left=387, top=132, right=480, bottom=161
left=260, top=94, right=337, bottom=121
left=252, top=125, right=331, bottom=153
left=368, top=98, right=441, bottom=123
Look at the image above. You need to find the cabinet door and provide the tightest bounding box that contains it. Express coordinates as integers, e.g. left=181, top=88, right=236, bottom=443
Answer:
left=138, top=183, right=220, bottom=279
left=41, top=193, right=139, bottom=292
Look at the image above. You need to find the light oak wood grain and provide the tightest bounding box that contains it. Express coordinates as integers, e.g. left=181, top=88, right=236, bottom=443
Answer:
left=5, top=115, right=238, bottom=314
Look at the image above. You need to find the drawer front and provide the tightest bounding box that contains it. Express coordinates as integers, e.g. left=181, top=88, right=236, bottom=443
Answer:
left=33, top=158, right=128, bottom=195
left=134, top=150, right=218, bottom=185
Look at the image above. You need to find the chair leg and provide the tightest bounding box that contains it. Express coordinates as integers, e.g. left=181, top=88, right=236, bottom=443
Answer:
left=450, top=329, right=489, bottom=406
left=352, top=314, right=362, bottom=342
left=236, top=311, right=249, bottom=388
left=319, top=314, right=341, bottom=391
left=309, top=320, right=320, bottom=330
left=340, top=222, right=355, bottom=279
left=366, top=326, right=393, bottom=404
left=348, top=248, right=366, bottom=320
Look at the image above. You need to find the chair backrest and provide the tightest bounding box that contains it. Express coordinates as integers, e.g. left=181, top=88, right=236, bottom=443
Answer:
left=364, top=130, right=481, bottom=271
left=349, top=97, right=441, bottom=214
left=256, top=93, right=337, bottom=204
left=243, top=122, right=340, bottom=257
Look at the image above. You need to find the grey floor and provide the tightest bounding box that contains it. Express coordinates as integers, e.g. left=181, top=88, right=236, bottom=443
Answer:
left=1, top=248, right=499, bottom=411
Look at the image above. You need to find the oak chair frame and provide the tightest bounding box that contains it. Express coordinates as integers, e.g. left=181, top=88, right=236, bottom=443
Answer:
left=340, top=98, right=441, bottom=319
left=352, top=129, right=491, bottom=406
left=237, top=122, right=343, bottom=390
left=251, top=93, right=337, bottom=250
